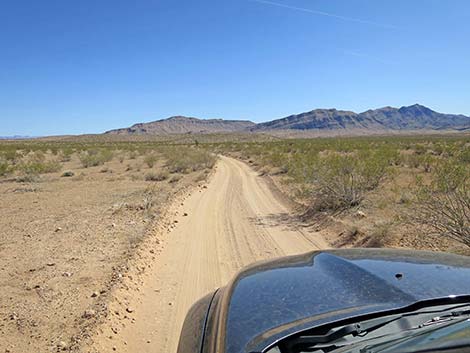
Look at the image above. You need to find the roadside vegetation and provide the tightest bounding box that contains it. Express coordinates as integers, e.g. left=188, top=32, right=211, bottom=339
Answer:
left=0, top=139, right=216, bottom=353
left=0, top=140, right=215, bottom=182
left=209, top=135, right=469, bottom=251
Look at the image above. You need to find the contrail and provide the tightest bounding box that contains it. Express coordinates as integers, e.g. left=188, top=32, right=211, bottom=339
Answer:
left=250, top=0, right=397, bottom=29
left=342, top=49, right=396, bottom=65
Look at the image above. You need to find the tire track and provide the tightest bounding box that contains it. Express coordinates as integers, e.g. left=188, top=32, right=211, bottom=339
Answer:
left=92, top=156, right=327, bottom=353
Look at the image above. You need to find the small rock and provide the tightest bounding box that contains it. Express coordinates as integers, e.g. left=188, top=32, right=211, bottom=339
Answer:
left=168, top=302, right=173, bottom=306
left=174, top=220, right=178, bottom=223
left=91, top=291, right=99, bottom=298
left=183, top=213, right=188, bottom=217
left=355, top=210, right=366, bottom=218
left=62, top=272, right=73, bottom=277
left=112, top=346, right=117, bottom=351
left=46, top=262, right=55, bottom=267
left=55, top=227, right=62, bottom=232
left=83, top=309, right=96, bottom=319
left=126, top=307, right=134, bottom=313
left=57, top=341, right=68, bottom=350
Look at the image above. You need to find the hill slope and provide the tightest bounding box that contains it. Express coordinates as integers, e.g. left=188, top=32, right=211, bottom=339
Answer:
left=105, top=116, right=255, bottom=135
left=252, top=104, right=470, bottom=132
left=104, top=105, right=470, bottom=136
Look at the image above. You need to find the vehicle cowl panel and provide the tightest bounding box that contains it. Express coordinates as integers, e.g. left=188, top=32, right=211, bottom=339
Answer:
left=220, top=249, right=470, bottom=353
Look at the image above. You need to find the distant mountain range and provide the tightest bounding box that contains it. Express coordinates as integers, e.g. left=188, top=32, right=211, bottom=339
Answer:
left=0, top=135, right=34, bottom=140
left=106, top=116, right=255, bottom=135
left=105, top=104, right=470, bottom=136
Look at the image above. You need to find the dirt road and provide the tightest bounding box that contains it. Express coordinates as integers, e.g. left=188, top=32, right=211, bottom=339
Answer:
left=93, top=156, right=327, bottom=353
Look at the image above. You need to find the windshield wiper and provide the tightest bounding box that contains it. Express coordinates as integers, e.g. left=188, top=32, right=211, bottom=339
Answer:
left=361, top=318, right=470, bottom=353
left=417, top=308, right=470, bottom=328
left=283, top=314, right=404, bottom=350
left=282, top=304, right=470, bottom=353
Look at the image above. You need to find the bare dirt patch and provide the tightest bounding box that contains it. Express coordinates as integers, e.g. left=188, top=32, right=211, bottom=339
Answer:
left=0, top=147, right=212, bottom=353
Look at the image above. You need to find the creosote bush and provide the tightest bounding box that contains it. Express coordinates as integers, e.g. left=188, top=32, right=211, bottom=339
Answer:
left=415, top=160, right=470, bottom=247
left=307, top=152, right=389, bottom=212
left=145, top=171, right=169, bottom=182
left=0, top=159, right=11, bottom=177
left=79, top=149, right=113, bottom=168
left=365, top=222, right=393, bottom=247
left=23, top=161, right=61, bottom=174
left=163, top=147, right=216, bottom=174
left=144, top=153, right=158, bottom=168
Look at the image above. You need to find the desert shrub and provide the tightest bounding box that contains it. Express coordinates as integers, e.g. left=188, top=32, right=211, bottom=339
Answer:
left=59, top=148, right=74, bottom=162
left=168, top=174, right=182, bottom=183
left=141, top=185, right=158, bottom=211
left=2, top=150, right=20, bottom=163
left=414, top=144, right=427, bottom=155
left=16, top=174, right=40, bottom=183
left=307, top=152, right=389, bottom=212
left=30, top=151, right=46, bottom=162
left=145, top=171, right=168, bottom=181
left=129, top=151, right=138, bottom=160
left=365, top=222, right=393, bottom=247
left=144, top=153, right=158, bottom=168
left=458, top=148, right=470, bottom=164
left=18, top=159, right=62, bottom=175
left=164, top=148, right=216, bottom=174
left=0, top=160, right=11, bottom=177
left=415, top=160, right=470, bottom=247
left=398, top=191, right=413, bottom=205
left=49, top=147, right=59, bottom=155
left=404, top=154, right=421, bottom=168
left=79, top=149, right=113, bottom=168
left=61, top=171, right=75, bottom=177
left=421, top=155, right=435, bottom=173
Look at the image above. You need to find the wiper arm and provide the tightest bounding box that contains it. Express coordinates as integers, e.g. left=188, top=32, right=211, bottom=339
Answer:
left=284, top=315, right=403, bottom=350
left=418, top=308, right=470, bottom=328
left=283, top=305, right=470, bottom=352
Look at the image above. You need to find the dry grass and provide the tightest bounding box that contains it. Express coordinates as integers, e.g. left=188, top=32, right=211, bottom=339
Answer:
left=210, top=135, right=470, bottom=251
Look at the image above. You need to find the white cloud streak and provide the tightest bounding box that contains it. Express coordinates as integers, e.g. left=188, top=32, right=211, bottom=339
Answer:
left=250, top=0, right=397, bottom=29
left=342, top=49, right=396, bottom=65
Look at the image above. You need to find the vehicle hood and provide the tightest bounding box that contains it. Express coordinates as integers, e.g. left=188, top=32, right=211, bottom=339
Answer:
left=216, top=248, right=470, bottom=353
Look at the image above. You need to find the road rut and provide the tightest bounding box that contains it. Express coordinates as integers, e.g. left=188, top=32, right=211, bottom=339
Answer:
left=93, top=156, right=327, bottom=353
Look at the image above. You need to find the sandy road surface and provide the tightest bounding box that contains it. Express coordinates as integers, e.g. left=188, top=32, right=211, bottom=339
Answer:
left=94, top=156, right=327, bottom=353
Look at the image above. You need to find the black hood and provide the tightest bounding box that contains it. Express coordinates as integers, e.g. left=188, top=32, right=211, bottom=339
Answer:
left=216, top=249, right=470, bottom=353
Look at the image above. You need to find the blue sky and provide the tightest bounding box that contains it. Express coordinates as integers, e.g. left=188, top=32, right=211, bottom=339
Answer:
left=1, top=0, right=469, bottom=136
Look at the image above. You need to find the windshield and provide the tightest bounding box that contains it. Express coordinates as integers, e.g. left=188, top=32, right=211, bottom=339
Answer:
left=372, top=319, right=470, bottom=353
